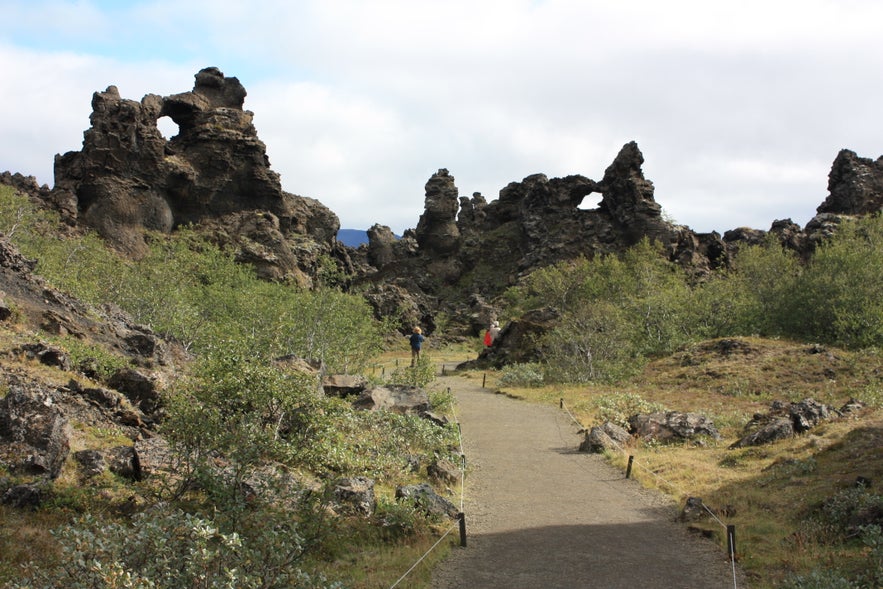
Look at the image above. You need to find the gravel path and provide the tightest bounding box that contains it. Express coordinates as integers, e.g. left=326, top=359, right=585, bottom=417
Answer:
left=430, top=375, right=746, bottom=589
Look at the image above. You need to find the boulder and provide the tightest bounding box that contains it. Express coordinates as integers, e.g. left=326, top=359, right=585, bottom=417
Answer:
left=731, top=417, right=795, bottom=448
left=427, top=458, right=460, bottom=485
left=790, top=398, right=831, bottom=433
left=322, top=374, right=368, bottom=398
left=107, top=446, right=137, bottom=479
left=731, top=398, right=833, bottom=448
left=628, top=411, right=720, bottom=443
left=0, top=299, right=12, bottom=321
left=352, top=385, right=430, bottom=415
left=420, top=411, right=449, bottom=427
left=463, top=306, right=560, bottom=369
left=1, top=483, right=45, bottom=509
left=133, top=436, right=175, bottom=481
left=679, top=497, right=708, bottom=522
left=0, top=386, right=70, bottom=479
left=579, top=422, right=631, bottom=453
left=74, top=449, right=106, bottom=478
left=396, top=483, right=458, bottom=519
left=107, top=367, right=162, bottom=414
left=332, top=476, right=376, bottom=516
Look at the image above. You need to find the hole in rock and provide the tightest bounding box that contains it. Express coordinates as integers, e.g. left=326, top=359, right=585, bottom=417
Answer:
left=576, top=193, right=603, bottom=211
left=157, top=116, right=179, bottom=140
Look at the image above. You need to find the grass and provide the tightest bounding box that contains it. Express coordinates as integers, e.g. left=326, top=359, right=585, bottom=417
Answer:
left=486, top=337, right=883, bottom=588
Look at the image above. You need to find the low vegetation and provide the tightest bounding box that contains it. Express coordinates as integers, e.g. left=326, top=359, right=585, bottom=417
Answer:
left=0, top=186, right=459, bottom=588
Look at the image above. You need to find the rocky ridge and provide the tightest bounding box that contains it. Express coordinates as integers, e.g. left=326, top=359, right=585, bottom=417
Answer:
left=3, top=68, right=883, bottom=332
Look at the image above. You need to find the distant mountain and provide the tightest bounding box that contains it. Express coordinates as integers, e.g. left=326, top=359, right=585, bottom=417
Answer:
left=337, top=229, right=369, bottom=247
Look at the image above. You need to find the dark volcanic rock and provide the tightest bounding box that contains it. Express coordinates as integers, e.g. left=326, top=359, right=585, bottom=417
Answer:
left=629, top=412, right=721, bottom=443
left=0, top=386, right=70, bottom=479
left=352, top=385, right=430, bottom=415
left=47, top=67, right=342, bottom=284
left=731, top=398, right=833, bottom=448
left=415, top=169, right=460, bottom=256
left=818, top=149, right=883, bottom=216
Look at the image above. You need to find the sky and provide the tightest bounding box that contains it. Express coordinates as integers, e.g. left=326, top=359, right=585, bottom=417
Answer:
left=1, top=0, right=882, bottom=235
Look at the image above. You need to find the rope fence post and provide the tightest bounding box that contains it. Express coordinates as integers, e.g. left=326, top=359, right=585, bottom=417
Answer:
left=482, top=373, right=486, bottom=388
left=626, top=455, right=634, bottom=479
left=727, top=525, right=737, bottom=560
left=458, top=512, right=467, bottom=547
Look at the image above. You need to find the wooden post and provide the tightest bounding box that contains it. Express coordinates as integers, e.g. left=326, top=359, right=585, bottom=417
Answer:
left=482, top=373, right=486, bottom=388
left=727, top=525, right=737, bottom=560
left=442, top=364, right=447, bottom=375
left=458, top=512, right=467, bottom=547
left=626, top=455, right=635, bottom=479
left=560, top=398, right=564, bottom=409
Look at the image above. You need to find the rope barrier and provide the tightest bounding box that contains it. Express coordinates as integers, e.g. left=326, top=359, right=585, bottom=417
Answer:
left=387, top=379, right=469, bottom=589
left=388, top=522, right=459, bottom=589
left=559, top=398, right=739, bottom=589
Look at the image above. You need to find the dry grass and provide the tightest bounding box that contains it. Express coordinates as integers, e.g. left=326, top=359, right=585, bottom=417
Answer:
left=486, top=337, right=883, bottom=587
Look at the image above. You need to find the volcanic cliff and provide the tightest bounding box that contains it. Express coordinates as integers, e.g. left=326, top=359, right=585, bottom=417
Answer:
left=4, top=67, right=883, bottom=333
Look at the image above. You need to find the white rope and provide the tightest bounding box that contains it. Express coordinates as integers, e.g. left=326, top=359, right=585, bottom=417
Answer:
left=388, top=522, right=458, bottom=589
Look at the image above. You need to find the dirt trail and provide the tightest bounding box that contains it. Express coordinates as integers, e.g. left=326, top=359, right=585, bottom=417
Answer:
left=430, top=375, right=746, bottom=589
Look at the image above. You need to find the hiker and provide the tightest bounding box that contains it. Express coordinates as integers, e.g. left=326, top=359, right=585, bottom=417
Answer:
left=409, top=326, right=425, bottom=366
left=489, top=320, right=501, bottom=343
left=484, top=320, right=501, bottom=347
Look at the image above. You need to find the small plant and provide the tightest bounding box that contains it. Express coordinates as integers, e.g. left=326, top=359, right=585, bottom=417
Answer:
left=53, top=336, right=130, bottom=382
left=593, top=392, right=666, bottom=430
left=387, top=355, right=436, bottom=388
left=498, top=363, right=545, bottom=388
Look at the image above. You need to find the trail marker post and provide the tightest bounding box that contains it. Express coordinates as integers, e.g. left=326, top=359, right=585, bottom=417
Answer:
left=727, top=525, right=737, bottom=560
left=458, top=512, right=467, bottom=547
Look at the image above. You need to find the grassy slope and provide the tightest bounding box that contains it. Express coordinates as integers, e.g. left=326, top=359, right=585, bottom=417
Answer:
left=487, top=337, right=883, bottom=588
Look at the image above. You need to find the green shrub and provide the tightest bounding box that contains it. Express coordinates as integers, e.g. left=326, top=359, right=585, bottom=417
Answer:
left=498, top=363, right=545, bottom=388
left=53, top=336, right=130, bottom=382
left=387, top=355, right=436, bottom=388
left=594, top=392, right=666, bottom=430
left=11, top=508, right=340, bottom=589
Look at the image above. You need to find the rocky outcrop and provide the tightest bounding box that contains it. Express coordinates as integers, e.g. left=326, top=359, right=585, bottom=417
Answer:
left=359, top=142, right=715, bottom=333
left=629, top=412, right=721, bottom=443
left=731, top=399, right=833, bottom=448
left=46, top=67, right=344, bottom=284
left=579, top=422, right=632, bottom=454
left=332, top=476, right=376, bottom=516
left=818, top=149, right=883, bottom=216
left=351, top=385, right=430, bottom=415
left=0, top=385, right=71, bottom=479
left=354, top=143, right=883, bottom=335
left=396, top=482, right=459, bottom=518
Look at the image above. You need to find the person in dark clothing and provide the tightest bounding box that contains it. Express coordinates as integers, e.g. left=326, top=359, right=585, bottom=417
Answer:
left=409, top=326, right=425, bottom=366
